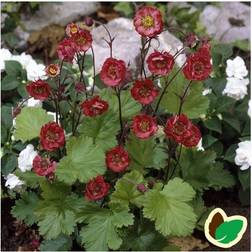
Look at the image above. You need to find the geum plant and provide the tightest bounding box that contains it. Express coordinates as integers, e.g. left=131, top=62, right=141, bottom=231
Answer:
left=10, top=5, right=235, bottom=251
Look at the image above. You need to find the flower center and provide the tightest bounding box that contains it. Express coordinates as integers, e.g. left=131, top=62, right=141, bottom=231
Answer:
left=139, top=120, right=150, bottom=132
left=142, top=15, right=154, bottom=28
left=173, top=121, right=186, bottom=135
left=108, top=65, right=117, bottom=80
left=112, top=153, right=124, bottom=164
left=40, top=159, right=49, bottom=169
left=70, top=25, right=78, bottom=34
left=76, top=36, right=86, bottom=45
left=36, top=87, right=46, bottom=94
left=46, top=130, right=58, bottom=141
left=193, top=62, right=204, bottom=73
left=139, top=86, right=151, bottom=97
left=49, top=66, right=57, bottom=75
left=154, top=59, right=166, bottom=68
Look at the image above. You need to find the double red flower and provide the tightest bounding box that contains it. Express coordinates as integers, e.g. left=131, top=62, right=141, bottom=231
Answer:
left=71, top=29, right=92, bottom=52
left=40, top=122, right=65, bottom=151
left=85, top=175, right=110, bottom=201
left=100, top=58, right=126, bottom=87
left=57, top=38, right=77, bottom=63
left=33, top=155, right=57, bottom=177
left=183, top=45, right=212, bottom=81
left=131, top=79, right=159, bottom=105
left=164, top=114, right=201, bottom=147
left=133, top=6, right=163, bottom=37
left=132, top=114, right=158, bottom=139
left=106, top=146, right=130, bottom=173
left=26, top=80, right=51, bottom=101
left=80, top=96, right=109, bottom=117
left=147, top=51, right=174, bottom=76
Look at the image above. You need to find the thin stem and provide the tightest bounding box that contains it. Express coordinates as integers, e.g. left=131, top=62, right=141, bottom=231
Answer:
left=168, top=144, right=182, bottom=181
left=90, top=46, right=96, bottom=96
left=178, top=80, right=192, bottom=115
left=115, top=87, right=123, bottom=139
left=140, top=37, right=151, bottom=79
left=73, top=110, right=82, bottom=135
left=154, top=63, right=186, bottom=114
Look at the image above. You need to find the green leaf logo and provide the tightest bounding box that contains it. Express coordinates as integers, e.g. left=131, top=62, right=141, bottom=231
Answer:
left=204, top=208, right=247, bottom=248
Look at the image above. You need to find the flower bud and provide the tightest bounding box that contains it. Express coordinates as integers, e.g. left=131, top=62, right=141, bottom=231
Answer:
left=84, top=16, right=94, bottom=27
left=184, top=32, right=198, bottom=48
left=137, top=183, right=148, bottom=193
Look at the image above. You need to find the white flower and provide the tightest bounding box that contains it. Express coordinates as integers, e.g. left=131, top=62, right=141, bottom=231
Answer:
left=196, top=138, right=205, bottom=151
left=222, top=77, right=249, bottom=100
left=25, top=98, right=42, bottom=107
left=235, top=141, right=251, bottom=170
left=248, top=100, right=251, bottom=117
left=26, top=60, right=47, bottom=81
left=202, top=88, right=212, bottom=96
left=0, top=48, right=12, bottom=71
left=5, top=174, right=24, bottom=189
left=226, top=56, right=248, bottom=79
left=18, top=144, right=38, bottom=172
left=11, top=53, right=33, bottom=69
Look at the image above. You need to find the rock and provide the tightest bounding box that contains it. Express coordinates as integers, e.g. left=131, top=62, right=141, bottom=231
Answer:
left=87, top=18, right=184, bottom=75
left=21, top=2, right=100, bottom=32
left=200, top=2, right=250, bottom=43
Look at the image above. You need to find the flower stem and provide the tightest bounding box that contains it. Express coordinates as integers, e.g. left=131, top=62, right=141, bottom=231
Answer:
left=154, top=63, right=186, bottom=114
left=115, top=87, right=123, bottom=139
left=178, top=80, right=192, bottom=115
left=90, top=45, right=96, bottom=96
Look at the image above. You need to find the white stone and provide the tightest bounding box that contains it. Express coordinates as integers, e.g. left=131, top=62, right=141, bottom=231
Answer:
left=200, top=2, right=250, bottom=43
left=22, top=2, right=100, bottom=32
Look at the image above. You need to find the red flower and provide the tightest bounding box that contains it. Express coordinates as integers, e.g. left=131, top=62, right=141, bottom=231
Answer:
left=40, top=122, right=65, bottom=151
left=133, top=6, right=163, bottom=38
left=26, top=80, right=51, bottom=101
left=75, top=82, right=86, bottom=93
left=147, top=51, right=174, bottom=76
left=100, top=58, right=126, bottom=87
left=164, top=114, right=201, bottom=147
left=183, top=48, right=212, bottom=81
left=85, top=175, right=110, bottom=201
left=131, top=79, right=159, bottom=105
left=32, top=155, right=57, bottom=176
left=106, top=146, right=130, bottom=173
left=132, top=114, right=158, bottom=139
left=57, top=38, right=76, bottom=63
left=72, top=29, right=92, bottom=52
left=80, top=96, right=108, bottom=117
left=65, top=23, right=79, bottom=37
left=45, top=64, right=60, bottom=78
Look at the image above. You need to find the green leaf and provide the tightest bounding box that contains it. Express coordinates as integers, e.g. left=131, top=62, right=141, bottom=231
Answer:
left=1, top=153, right=17, bottom=176
left=222, top=114, right=240, bottom=133
left=114, top=2, right=133, bottom=17
left=180, top=148, right=234, bottom=191
left=121, top=219, right=167, bottom=251
left=100, top=88, right=141, bottom=119
left=56, top=136, right=105, bottom=184
left=78, top=111, right=120, bottom=151
left=202, top=135, right=218, bottom=148
left=208, top=162, right=235, bottom=190
left=14, top=170, right=46, bottom=188
left=11, top=191, right=39, bottom=226
left=35, top=182, right=83, bottom=239
left=238, top=170, right=250, bottom=191
left=203, top=117, right=222, bottom=133
left=141, top=178, right=197, bottom=236
left=5, top=60, right=23, bottom=76
left=224, top=144, right=237, bottom=163
left=1, top=75, right=20, bottom=91
left=1, top=105, right=13, bottom=129
left=40, top=234, right=72, bottom=251
left=215, top=220, right=244, bottom=244
left=14, top=107, right=54, bottom=142
left=111, top=170, right=144, bottom=209
left=126, top=134, right=167, bottom=170
left=80, top=207, right=134, bottom=251
left=160, top=70, right=209, bottom=118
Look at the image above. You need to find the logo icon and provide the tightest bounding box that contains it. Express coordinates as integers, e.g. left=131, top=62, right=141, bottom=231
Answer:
left=204, top=208, right=247, bottom=248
